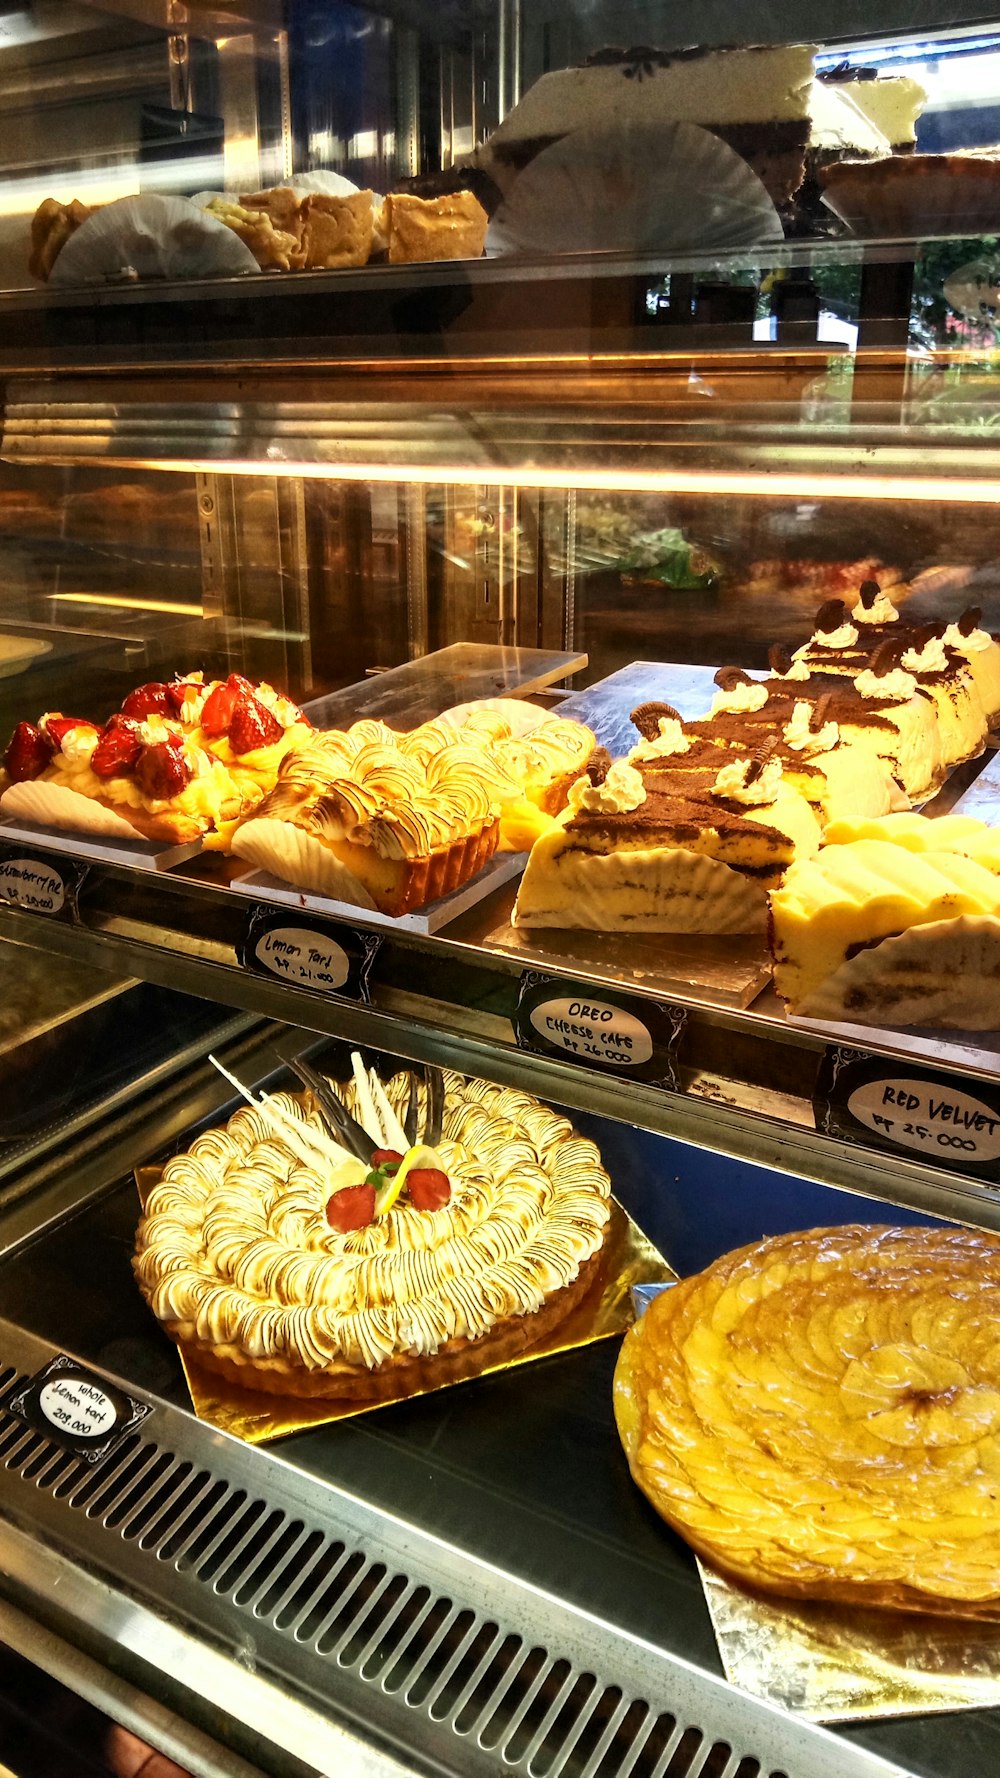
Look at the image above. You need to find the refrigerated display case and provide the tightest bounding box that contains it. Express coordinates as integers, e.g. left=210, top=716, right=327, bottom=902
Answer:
left=5, top=5, right=1000, bottom=1778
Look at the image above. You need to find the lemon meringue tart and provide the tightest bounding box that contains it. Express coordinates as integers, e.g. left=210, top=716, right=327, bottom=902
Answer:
left=134, top=1063, right=612, bottom=1400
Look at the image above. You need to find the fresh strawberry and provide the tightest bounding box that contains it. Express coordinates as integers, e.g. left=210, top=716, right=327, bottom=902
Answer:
left=122, top=681, right=173, bottom=719
left=90, top=715, right=143, bottom=779
left=3, top=721, right=53, bottom=782
left=407, top=1169, right=451, bottom=1210
left=326, top=1182, right=376, bottom=1232
left=228, top=691, right=283, bottom=756
left=370, top=1148, right=403, bottom=1168
left=135, top=737, right=193, bottom=800
left=165, top=679, right=196, bottom=713
left=42, top=716, right=98, bottom=747
left=199, top=681, right=239, bottom=737
left=226, top=672, right=255, bottom=694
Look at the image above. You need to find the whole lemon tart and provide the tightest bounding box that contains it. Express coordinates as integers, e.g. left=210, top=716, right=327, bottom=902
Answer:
left=615, top=1223, right=1000, bottom=1619
left=134, top=1063, right=612, bottom=1400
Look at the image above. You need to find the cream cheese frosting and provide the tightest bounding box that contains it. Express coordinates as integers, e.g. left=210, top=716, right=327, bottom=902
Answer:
left=133, top=1071, right=612, bottom=1375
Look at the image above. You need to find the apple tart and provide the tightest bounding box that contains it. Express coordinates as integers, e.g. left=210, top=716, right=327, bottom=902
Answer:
left=134, top=1064, right=612, bottom=1399
left=615, top=1224, right=1000, bottom=1619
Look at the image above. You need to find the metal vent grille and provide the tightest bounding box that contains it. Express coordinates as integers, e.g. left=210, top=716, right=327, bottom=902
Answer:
left=0, top=1353, right=896, bottom=1778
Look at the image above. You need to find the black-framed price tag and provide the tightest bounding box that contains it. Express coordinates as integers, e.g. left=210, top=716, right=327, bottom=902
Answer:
left=0, top=844, right=86, bottom=920
left=514, top=971, right=685, bottom=1087
left=239, top=906, right=380, bottom=1002
left=8, top=1355, right=153, bottom=1466
left=815, top=1045, right=1000, bottom=1183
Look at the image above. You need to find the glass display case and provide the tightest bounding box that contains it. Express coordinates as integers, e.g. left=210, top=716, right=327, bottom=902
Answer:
left=4, top=5, right=1000, bottom=1778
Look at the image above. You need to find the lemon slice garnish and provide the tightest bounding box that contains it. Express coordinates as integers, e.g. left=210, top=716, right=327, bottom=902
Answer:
left=375, top=1143, right=445, bottom=1215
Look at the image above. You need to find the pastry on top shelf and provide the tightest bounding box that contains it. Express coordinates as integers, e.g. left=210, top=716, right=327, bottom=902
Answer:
left=672, top=699, right=901, bottom=822
left=0, top=670, right=311, bottom=847
left=0, top=711, right=254, bottom=845
left=379, top=191, right=488, bottom=263
left=472, top=42, right=819, bottom=209
left=757, top=653, right=944, bottom=801
left=791, top=602, right=989, bottom=767
left=228, top=703, right=595, bottom=912
left=615, top=1223, right=1000, bottom=1618
left=134, top=1060, right=612, bottom=1400
left=229, top=723, right=515, bottom=912
left=208, top=188, right=377, bottom=270
left=513, top=742, right=821, bottom=934
left=28, top=196, right=94, bottom=281
left=769, top=836, right=1000, bottom=1025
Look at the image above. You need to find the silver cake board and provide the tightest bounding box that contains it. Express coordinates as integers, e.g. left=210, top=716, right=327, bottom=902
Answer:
left=487, top=918, right=770, bottom=1011
left=0, top=816, right=203, bottom=873
left=228, top=849, right=526, bottom=936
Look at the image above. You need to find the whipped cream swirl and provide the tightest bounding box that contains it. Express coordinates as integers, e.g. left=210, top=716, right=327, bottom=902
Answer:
left=627, top=717, right=691, bottom=763
left=854, top=667, right=917, bottom=701
left=568, top=759, right=646, bottom=814
left=944, top=622, right=993, bottom=656
left=711, top=756, right=783, bottom=806
left=852, top=592, right=899, bottom=625
left=901, top=637, right=949, bottom=675
left=710, top=682, right=768, bottom=716
left=784, top=702, right=840, bottom=755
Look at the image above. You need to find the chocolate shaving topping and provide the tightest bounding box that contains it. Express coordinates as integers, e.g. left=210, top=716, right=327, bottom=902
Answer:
left=586, top=746, right=613, bottom=786
left=744, top=736, right=777, bottom=784
left=629, top=699, right=683, bottom=740
left=815, top=597, right=849, bottom=635
left=868, top=638, right=901, bottom=678
left=768, top=643, right=794, bottom=676
left=858, top=578, right=882, bottom=610
left=959, top=605, right=982, bottom=637
left=808, top=692, right=833, bottom=733
left=713, top=665, right=752, bottom=690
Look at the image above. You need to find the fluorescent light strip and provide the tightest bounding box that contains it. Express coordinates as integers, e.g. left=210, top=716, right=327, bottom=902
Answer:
left=51, top=594, right=204, bottom=615
left=140, top=461, right=1000, bottom=504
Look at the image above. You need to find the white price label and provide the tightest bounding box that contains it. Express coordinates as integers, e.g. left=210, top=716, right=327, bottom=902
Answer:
left=254, top=925, right=350, bottom=993
left=529, top=995, right=653, bottom=1068
left=847, top=1077, right=1000, bottom=1163
left=0, top=855, right=65, bottom=914
left=39, top=1376, right=116, bottom=1439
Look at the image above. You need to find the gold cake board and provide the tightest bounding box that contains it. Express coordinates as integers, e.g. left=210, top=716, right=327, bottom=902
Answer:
left=700, top=1561, right=1000, bottom=1724
left=135, top=1172, right=673, bottom=1445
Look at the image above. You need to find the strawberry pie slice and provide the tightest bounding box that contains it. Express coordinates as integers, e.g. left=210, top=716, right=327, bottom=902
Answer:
left=0, top=709, right=255, bottom=844
left=0, top=667, right=312, bottom=847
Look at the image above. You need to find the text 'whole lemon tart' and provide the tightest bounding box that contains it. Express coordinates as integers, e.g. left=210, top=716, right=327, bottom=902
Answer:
left=134, top=1067, right=612, bottom=1400
left=615, top=1224, right=1000, bottom=1619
